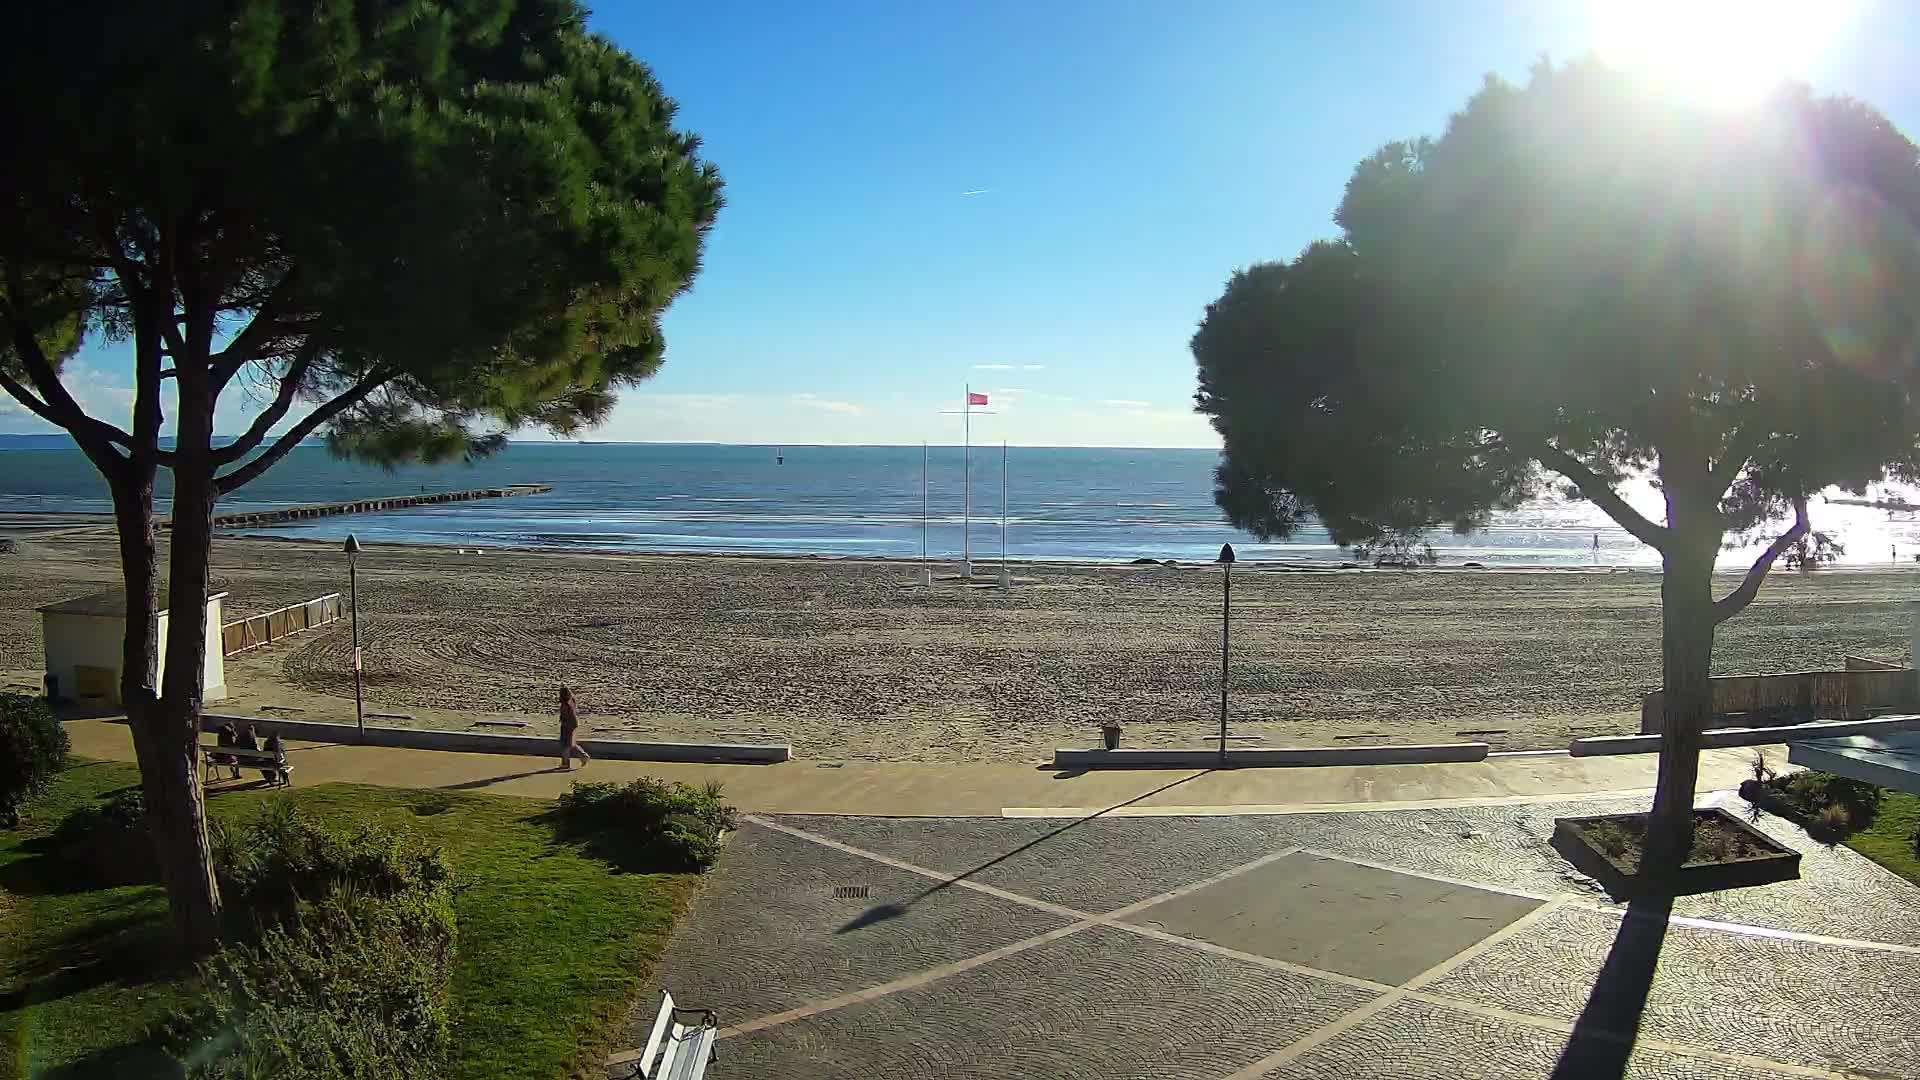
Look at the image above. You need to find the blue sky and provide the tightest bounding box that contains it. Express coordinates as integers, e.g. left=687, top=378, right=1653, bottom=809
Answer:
left=9, top=1, right=1917, bottom=447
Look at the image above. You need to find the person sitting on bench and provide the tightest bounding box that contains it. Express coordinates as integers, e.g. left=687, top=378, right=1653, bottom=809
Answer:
left=262, top=731, right=289, bottom=786
left=215, top=722, right=241, bottom=780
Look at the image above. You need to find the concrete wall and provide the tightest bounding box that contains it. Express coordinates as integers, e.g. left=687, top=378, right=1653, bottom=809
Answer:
left=201, top=713, right=789, bottom=764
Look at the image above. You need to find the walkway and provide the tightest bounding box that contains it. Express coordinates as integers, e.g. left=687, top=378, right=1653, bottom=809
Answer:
left=64, top=719, right=1774, bottom=817
left=618, top=798, right=1920, bottom=1079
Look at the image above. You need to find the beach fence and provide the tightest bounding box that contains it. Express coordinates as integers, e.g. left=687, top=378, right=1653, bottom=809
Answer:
left=1639, top=666, right=1920, bottom=734
left=221, top=593, right=343, bottom=657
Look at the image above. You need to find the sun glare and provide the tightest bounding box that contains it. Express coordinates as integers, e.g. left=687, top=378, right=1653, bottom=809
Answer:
left=1591, top=0, right=1852, bottom=107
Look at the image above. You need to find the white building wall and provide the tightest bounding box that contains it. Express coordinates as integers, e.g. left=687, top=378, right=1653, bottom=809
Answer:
left=41, top=598, right=227, bottom=703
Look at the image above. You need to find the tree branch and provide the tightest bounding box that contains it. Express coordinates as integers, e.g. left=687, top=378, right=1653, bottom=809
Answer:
left=1, top=273, right=137, bottom=458
left=1522, top=438, right=1670, bottom=550
left=210, top=348, right=318, bottom=466
left=209, top=268, right=300, bottom=391
left=214, top=369, right=391, bottom=494
left=1713, top=497, right=1809, bottom=624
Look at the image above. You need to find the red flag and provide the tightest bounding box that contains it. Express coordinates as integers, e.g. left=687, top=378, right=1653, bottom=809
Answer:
left=967, top=392, right=989, bottom=406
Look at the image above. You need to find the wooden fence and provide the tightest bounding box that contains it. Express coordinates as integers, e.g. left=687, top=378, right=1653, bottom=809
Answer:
left=1639, top=667, right=1920, bottom=734
left=221, top=593, right=343, bottom=657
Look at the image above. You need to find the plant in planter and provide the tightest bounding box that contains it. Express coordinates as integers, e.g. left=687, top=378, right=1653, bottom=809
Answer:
left=1552, top=808, right=1801, bottom=899
left=1738, top=755, right=1883, bottom=843
left=1100, top=721, right=1123, bottom=751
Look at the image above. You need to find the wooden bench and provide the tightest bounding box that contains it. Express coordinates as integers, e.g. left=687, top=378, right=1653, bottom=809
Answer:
left=201, top=744, right=293, bottom=787
left=622, top=991, right=716, bottom=1079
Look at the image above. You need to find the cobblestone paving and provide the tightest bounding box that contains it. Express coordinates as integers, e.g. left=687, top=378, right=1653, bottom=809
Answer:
left=787, top=795, right=1920, bottom=945
left=640, top=825, right=1074, bottom=1022
left=618, top=799, right=1920, bottom=1080
left=719, top=926, right=1379, bottom=1080
left=1425, top=904, right=1920, bottom=1077
left=1262, top=998, right=1820, bottom=1080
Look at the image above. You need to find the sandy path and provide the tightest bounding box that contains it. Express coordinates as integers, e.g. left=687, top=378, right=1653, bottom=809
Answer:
left=2, top=533, right=1914, bottom=762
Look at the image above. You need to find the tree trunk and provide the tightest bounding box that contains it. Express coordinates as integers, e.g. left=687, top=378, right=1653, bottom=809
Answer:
left=111, top=463, right=222, bottom=949
left=152, top=392, right=225, bottom=948
left=1645, top=538, right=1717, bottom=874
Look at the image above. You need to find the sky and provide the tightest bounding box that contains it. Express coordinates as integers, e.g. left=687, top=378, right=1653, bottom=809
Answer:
left=9, top=0, right=1919, bottom=447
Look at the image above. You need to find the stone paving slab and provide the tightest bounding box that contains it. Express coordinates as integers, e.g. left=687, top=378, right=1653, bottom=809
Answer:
left=627, top=825, right=1072, bottom=1029
left=1262, top=998, right=1819, bottom=1080
left=1424, top=903, right=1920, bottom=1076
left=1122, top=851, right=1543, bottom=984
left=714, top=924, right=1380, bottom=1080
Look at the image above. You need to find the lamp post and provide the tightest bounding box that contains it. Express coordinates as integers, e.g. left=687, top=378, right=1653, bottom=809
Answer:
left=1218, top=542, right=1235, bottom=762
left=344, top=533, right=364, bottom=739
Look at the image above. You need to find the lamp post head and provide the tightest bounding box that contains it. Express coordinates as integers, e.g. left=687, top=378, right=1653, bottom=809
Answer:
left=1218, top=543, right=1236, bottom=565
left=343, top=534, right=361, bottom=556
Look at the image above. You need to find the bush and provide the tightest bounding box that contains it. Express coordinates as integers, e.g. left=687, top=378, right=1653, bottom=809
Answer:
left=1816, top=802, right=1854, bottom=832
left=0, top=693, right=69, bottom=827
left=211, top=801, right=453, bottom=931
left=52, top=788, right=158, bottom=886
left=179, top=805, right=458, bottom=1078
left=554, top=778, right=736, bottom=872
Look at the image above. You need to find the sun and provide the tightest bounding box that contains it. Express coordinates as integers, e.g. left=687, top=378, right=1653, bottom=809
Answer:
left=1590, top=0, right=1852, bottom=107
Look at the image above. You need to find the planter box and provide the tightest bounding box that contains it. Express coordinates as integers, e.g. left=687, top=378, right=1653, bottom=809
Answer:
left=1551, top=808, right=1801, bottom=899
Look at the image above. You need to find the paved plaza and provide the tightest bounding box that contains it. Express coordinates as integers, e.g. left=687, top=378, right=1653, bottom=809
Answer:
left=616, top=791, right=1920, bottom=1080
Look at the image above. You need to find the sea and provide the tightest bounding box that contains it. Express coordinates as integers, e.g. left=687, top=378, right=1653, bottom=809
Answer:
left=3, top=440, right=1918, bottom=568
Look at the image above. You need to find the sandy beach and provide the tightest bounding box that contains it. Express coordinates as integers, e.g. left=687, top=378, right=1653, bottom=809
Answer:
left=2, top=530, right=1914, bottom=762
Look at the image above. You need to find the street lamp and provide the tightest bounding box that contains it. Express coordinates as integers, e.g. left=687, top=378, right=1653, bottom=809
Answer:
left=1218, top=542, right=1235, bottom=762
left=344, top=533, right=364, bottom=739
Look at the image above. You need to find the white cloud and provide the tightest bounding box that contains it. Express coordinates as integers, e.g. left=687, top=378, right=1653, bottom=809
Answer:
left=1101, top=399, right=1152, bottom=409
left=793, top=392, right=864, bottom=416
left=625, top=393, right=741, bottom=410
left=971, top=363, right=1016, bottom=371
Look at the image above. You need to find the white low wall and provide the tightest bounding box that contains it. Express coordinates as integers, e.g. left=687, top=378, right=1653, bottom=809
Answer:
left=201, top=713, right=789, bottom=764
left=1052, top=743, right=1491, bottom=770
left=1568, top=713, right=1920, bottom=757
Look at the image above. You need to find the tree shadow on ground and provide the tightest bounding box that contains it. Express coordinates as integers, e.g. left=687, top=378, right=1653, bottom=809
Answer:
left=836, top=770, right=1211, bottom=933
left=1548, top=897, right=1673, bottom=1080
left=34, top=1041, right=184, bottom=1080
left=0, top=907, right=187, bottom=1014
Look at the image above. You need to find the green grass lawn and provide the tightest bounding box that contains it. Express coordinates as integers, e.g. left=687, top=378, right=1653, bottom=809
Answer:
left=1, top=760, right=696, bottom=1080
left=1847, top=790, right=1920, bottom=886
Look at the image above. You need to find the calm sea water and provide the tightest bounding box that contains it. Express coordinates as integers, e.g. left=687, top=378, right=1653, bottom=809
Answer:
left=4, top=441, right=1917, bottom=567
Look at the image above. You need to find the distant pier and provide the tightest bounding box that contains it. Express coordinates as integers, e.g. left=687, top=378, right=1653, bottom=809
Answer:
left=187, top=483, right=552, bottom=530
left=1826, top=495, right=1918, bottom=512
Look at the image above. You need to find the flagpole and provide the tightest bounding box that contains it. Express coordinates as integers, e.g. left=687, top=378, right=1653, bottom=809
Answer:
left=1000, top=440, right=1009, bottom=588
left=963, top=383, right=972, bottom=578
left=920, top=442, right=931, bottom=586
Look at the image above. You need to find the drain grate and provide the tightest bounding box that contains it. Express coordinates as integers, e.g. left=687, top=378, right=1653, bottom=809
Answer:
left=833, top=885, right=871, bottom=899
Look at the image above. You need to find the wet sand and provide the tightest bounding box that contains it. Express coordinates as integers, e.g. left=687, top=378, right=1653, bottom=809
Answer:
left=2, top=532, right=1914, bottom=762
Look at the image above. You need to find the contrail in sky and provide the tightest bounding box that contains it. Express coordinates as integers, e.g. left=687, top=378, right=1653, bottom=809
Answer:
left=961, top=188, right=990, bottom=196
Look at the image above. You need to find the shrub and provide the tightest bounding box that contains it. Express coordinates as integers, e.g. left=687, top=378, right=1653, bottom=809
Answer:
left=554, top=777, right=736, bottom=872
left=1816, top=803, right=1853, bottom=832
left=179, top=805, right=458, bottom=1078
left=185, top=882, right=456, bottom=1079
left=212, top=801, right=453, bottom=931
left=0, top=693, right=69, bottom=827
left=53, top=788, right=158, bottom=886
left=1773, top=771, right=1883, bottom=833
left=1579, top=820, right=1635, bottom=859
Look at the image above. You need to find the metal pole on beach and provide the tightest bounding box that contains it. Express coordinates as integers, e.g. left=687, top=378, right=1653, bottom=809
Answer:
left=920, top=443, right=932, bottom=587
left=1000, top=441, right=1010, bottom=588
left=1218, top=542, right=1235, bottom=761
left=344, top=533, right=364, bottom=740
left=963, top=385, right=973, bottom=578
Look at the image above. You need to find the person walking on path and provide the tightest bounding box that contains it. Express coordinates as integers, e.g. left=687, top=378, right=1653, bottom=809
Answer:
left=558, top=686, right=591, bottom=771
